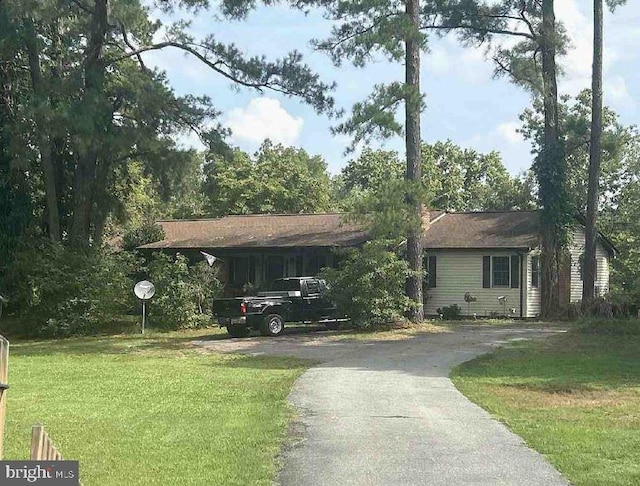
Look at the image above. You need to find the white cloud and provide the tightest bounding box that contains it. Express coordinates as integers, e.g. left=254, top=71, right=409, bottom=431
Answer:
left=225, top=97, right=304, bottom=147
left=606, top=75, right=635, bottom=107
left=424, top=38, right=493, bottom=85
left=464, top=121, right=532, bottom=174
left=497, top=122, right=523, bottom=145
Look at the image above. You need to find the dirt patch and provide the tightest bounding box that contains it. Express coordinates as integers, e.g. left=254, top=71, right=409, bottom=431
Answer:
left=485, top=383, right=640, bottom=409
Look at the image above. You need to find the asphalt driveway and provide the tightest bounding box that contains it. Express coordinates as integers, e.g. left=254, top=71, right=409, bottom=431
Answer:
left=195, top=325, right=569, bottom=485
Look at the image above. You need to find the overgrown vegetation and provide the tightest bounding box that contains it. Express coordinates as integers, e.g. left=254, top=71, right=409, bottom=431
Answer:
left=321, top=242, right=414, bottom=328
left=452, top=318, right=640, bottom=486
left=147, top=254, right=222, bottom=330
left=438, top=304, right=462, bottom=320
left=1, top=243, right=222, bottom=338
left=2, top=243, right=138, bottom=337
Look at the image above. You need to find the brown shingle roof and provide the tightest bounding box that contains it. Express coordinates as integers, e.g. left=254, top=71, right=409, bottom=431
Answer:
left=139, top=213, right=369, bottom=249
left=423, top=211, right=541, bottom=250
left=139, top=210, right=540, bottom=251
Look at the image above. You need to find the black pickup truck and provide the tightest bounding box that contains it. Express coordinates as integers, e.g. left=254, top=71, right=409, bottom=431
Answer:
left=212, top=277, right=346, bottom=337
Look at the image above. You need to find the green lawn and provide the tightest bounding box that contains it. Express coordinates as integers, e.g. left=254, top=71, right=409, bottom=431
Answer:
left=3, top=329, right=309, bottom=485
left=451, top=320, right=640, bottom=486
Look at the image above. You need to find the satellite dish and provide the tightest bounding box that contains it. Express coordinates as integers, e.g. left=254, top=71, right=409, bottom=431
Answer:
left=134, top=280, right=155, bottom=300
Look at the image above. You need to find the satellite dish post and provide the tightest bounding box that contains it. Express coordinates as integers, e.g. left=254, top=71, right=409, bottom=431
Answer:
left=134, top=281, right=155, bottom=334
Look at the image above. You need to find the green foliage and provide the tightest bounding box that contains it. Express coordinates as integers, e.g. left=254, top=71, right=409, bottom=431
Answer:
left=337, top=143, right=535, bottom=213
left=345, top=178, right=426, bottom=240
left=147, top=253, right=222, bottom=330
left=122, top=221, right=166, bottom=252
left=438, top=304, right=462, bottom=320
left=203, top=140, right=333, bottom=215
left=3, top=242, right=139, bottom=337
left=320, top=242, right=414, bottom=328
left=520, top=90, right=632, bottom=213
left=422, top=141, right=536, bottom=211
left=521, top=91, right=640, bottom=303
left=1, top=0, right=334, bottom=247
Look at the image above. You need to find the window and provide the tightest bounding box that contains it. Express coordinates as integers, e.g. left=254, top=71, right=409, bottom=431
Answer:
left=492, top=256, right=510, bottom=287
left=265, top=256, right=285, bottom=282
left=531, top=255, right=540, bottom=289
left=306, top=280, right=321, bottom=294
left=230, top=256, right=255, bottom=286
left=423, top=255, right=437, bottom=288
left=307, top=254, right=327, bottom=276
left=270, top=279, right=301, bottom=291
left=482, top=255, right=520, bottom=289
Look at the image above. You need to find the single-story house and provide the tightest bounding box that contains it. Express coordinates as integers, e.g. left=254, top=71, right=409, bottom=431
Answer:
left=139, top=210, right=616, bottom=318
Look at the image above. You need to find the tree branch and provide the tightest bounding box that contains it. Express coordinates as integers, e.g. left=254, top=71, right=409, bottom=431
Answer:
left=119, top=24, right=148, bottom=72
left=421, top=23, right=534, bottom=40
left=109, top=41, right=290, bottom=94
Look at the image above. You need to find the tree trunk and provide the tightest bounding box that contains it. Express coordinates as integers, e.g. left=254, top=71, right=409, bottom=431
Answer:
left=70, top=0, right=109, bottom=247
left=583, top=0, right=603, bottom=303
left=405, top=0, right=424, bottom=322
left=25, top=18, right=61, bottom=242
left=539, top=0, right=566, bottom=317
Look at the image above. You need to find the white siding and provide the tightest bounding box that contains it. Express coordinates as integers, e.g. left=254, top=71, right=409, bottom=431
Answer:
left=526, top=252, right=541, bottom=318
left=522, top=227, right=611, bottom=314
left=424, top=251, right=523, bottom=317
left=568, top=227, right=610, bottom=302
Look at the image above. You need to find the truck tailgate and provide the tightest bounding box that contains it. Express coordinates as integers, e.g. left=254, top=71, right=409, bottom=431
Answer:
left=212, top=298, right=245, bottom=317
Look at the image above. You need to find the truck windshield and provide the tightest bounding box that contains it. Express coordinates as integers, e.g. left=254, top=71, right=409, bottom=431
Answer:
left=269, top=279, right=302, bottom=291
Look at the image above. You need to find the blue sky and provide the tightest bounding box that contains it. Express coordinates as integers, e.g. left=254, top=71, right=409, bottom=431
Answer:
left=142, top=1, right=640, bottom=176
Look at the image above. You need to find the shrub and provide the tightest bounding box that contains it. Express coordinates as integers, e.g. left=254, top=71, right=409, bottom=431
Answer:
left=122, top=221, right=165, bottom=251
left=320, top=241, right=414, bottom=329
left=3, top=241, right=139, bottom=337
left=438, top=304, right=462, bottom=320
left=146, top=253, right=222, bottom=330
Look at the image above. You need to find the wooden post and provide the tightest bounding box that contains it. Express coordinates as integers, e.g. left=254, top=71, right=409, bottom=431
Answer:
left=30, top=424, right=45, bottom=460
left=0, top=335, right=9, bottom=459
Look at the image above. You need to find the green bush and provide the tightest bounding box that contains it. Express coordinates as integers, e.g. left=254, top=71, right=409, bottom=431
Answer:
left=3, top=241, right=139, bottom=337
left=146, top=253, right=222, bottom=330
left=122, top=221, right=165, bottom=251
left=320, top=241, right=414, bottom=328
left=438, top=304, right=462, bottom=320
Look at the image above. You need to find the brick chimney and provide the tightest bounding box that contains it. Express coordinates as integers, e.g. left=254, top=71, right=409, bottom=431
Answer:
left=420, top=205, right=431, bottom=234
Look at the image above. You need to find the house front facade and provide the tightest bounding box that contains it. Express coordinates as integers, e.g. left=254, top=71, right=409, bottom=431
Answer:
left=140, top=210, right=615, bottom=316
left=421, top=211, right=615, bottom=318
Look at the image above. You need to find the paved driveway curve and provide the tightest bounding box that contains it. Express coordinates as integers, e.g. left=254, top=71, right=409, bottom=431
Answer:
left=196, top=325, right=569, bottom=485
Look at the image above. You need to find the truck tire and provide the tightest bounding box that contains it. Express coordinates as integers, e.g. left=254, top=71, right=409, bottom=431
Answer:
left=227, top=325, right=250, bottom=338
left=324, top=321, right=340, bottom=331
left=260, top=314, right=285, bottom=337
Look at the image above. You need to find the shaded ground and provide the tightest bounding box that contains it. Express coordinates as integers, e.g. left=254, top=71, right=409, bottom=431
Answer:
left=194, top=324, right=569, bottom=485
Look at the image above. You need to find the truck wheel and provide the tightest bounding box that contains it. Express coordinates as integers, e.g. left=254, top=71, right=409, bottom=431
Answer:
left=324, top=321, right=340, bottom=331
left=260, top=314, right=284, bottom=337
left=227, top=325, right=250, bottom=338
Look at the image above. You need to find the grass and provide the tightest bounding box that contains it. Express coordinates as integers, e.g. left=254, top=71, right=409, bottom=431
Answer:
left=451, top=319, right=640, bottom=486
left=3, top=328, right=310, bottom=485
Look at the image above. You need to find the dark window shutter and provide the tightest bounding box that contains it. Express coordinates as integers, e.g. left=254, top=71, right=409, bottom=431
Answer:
left=511, top=255, right=520, bottom=288
left=483, top=256, right=491, bottom=288
left=428, top=255, right=437, bottom=288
